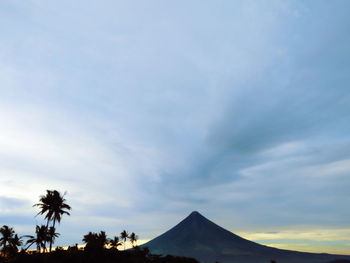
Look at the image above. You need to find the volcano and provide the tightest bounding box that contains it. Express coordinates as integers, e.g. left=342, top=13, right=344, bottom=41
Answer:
left=142, top=211, right=350, bottom=263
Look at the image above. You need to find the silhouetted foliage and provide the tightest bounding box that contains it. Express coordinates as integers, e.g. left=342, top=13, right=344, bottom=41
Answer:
left=0, top=226, right=23, bottom=258
left=24, top=225, right=50, bottom=252
left=129, top=232, right=138, bottom=247
left=83, top=231, right=108, bottom=252
left=4, top=247, right=200, bottom=263
left=33, top=190, right=71, bottom=252
left=109, top=236, right=122, bottom=250
left=120, top=230, right=129, bottom=250
left=47, top=227, right=60, bottom=247
left=1, top=224, right=198, bottom=263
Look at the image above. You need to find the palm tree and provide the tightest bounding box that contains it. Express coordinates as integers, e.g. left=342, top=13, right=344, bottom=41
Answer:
left=9, top=234, right=22, bottom=248
left=24, top=225, right=49, bottom=252
left=129, top=232, right=138, bottom=248
left=6, top=234, right=23, bottom=256
left=120, top=230, right=129, bottom=250
left=0, top=225, right=15, bottom=251
left=34, top=190, right=71, bottom=251
left=99, top=231, right=108, bottom=247
left=82, top=231, right=96, bottom=251
left=83, top=231, right=108, bottom=251
left=109, top=236, right=122, bottom=250
left=47, top=227, right=60, bottom=250
left=0, top=226, right=22, bottom=257
left=35, top=225, right=49, bottom=252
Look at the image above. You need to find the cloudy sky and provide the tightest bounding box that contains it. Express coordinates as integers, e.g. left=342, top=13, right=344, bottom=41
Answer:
left=1, top=0, right=350, bottom=254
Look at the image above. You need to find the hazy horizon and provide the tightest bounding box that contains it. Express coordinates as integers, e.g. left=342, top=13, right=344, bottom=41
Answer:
left=1, top=0, right=350, bottom=255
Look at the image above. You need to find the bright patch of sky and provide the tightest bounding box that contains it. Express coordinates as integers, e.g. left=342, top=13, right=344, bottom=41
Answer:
left=0, top=0, right=350, bottom=253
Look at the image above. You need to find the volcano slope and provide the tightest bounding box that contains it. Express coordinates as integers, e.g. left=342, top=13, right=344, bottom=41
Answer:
left=142, top=211, right=350, bottom=263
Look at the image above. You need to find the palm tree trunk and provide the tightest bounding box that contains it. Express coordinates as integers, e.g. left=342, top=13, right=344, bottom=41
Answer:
left=25, top=241, right=35, bottom=251
left=49, top=218, right=56, bottom=252
left=44, top=219, right=50, bottom=251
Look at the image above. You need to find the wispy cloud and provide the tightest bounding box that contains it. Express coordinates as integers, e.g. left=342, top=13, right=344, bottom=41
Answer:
left=238, top=228, right=350, bottom=242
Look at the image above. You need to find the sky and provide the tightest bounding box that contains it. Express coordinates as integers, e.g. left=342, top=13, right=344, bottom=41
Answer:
left=0, top=0, right=350, bottom=255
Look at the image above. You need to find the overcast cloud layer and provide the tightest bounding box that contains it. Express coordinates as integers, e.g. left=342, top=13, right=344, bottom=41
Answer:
left=1, top=0, right=350, bottom=254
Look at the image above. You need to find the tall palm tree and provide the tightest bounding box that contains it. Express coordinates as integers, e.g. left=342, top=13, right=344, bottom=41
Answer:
left=120, top=230, right=129, bottom=250
left=34, top=190, right=71, bottom=252
left=0, top=225, right=15, bottom=251
left=129, top=232, right=138, bottom=248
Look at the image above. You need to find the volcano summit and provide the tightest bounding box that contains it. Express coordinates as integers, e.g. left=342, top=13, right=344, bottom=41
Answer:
left=142, top=211, right=350, bottom=263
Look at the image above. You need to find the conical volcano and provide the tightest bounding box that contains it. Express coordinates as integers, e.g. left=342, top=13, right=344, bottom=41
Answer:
left=142, top=211, right=350, bottom=263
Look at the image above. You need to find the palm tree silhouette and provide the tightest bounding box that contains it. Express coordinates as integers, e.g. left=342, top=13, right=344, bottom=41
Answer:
left=82, top=232, right=96, bottom=249
left=0, top=226, right=22, bottom=257
left=6, top=234, right=22, bottom=256
left=0, top=225, right=15, bottom=251
left=99, top=231, right=107, bottom=246
left=47, top=227, right=60, bottom=250
left=34, top=190, right=71, bottom=251
left=120, top=230, right=129, bottom=250
left=24, top=225, right=49, bottom=252
left=82, top=231, right=108, bottom=251
left=129, top=232, right=138, bottom=248
left=109, top=236, right=122, bottom=250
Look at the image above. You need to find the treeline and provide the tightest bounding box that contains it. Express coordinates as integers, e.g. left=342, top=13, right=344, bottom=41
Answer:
left=0, top=190, right=137, bottom=255
left=1, top=190, right=72, bottom=257
left=1, top=246, right=199, bottom=263
left=0, top=190, right=200, bottom=263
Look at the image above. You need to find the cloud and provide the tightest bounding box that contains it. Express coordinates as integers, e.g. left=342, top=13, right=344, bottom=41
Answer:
left=261, top=242, right=350, bottom=255
left=0, top=197, right=31, bottom=216
left=238, top=228, right=350, bottom=242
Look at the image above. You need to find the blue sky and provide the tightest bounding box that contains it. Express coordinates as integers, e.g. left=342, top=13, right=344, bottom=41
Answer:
left=0, top=0, right=350, bottom=254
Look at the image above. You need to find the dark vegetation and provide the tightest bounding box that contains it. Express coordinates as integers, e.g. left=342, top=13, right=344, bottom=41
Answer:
left=0, top=190, right=199, bottom=263
left=1, top=247, right=200, bottom=263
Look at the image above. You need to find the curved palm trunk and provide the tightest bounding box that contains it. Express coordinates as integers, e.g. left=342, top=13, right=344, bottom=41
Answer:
left=24, top=241, right=35, bottom=251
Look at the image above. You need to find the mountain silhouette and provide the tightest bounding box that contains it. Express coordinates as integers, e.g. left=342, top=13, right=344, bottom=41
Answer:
left=142, top=211, right=350, bottom=263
